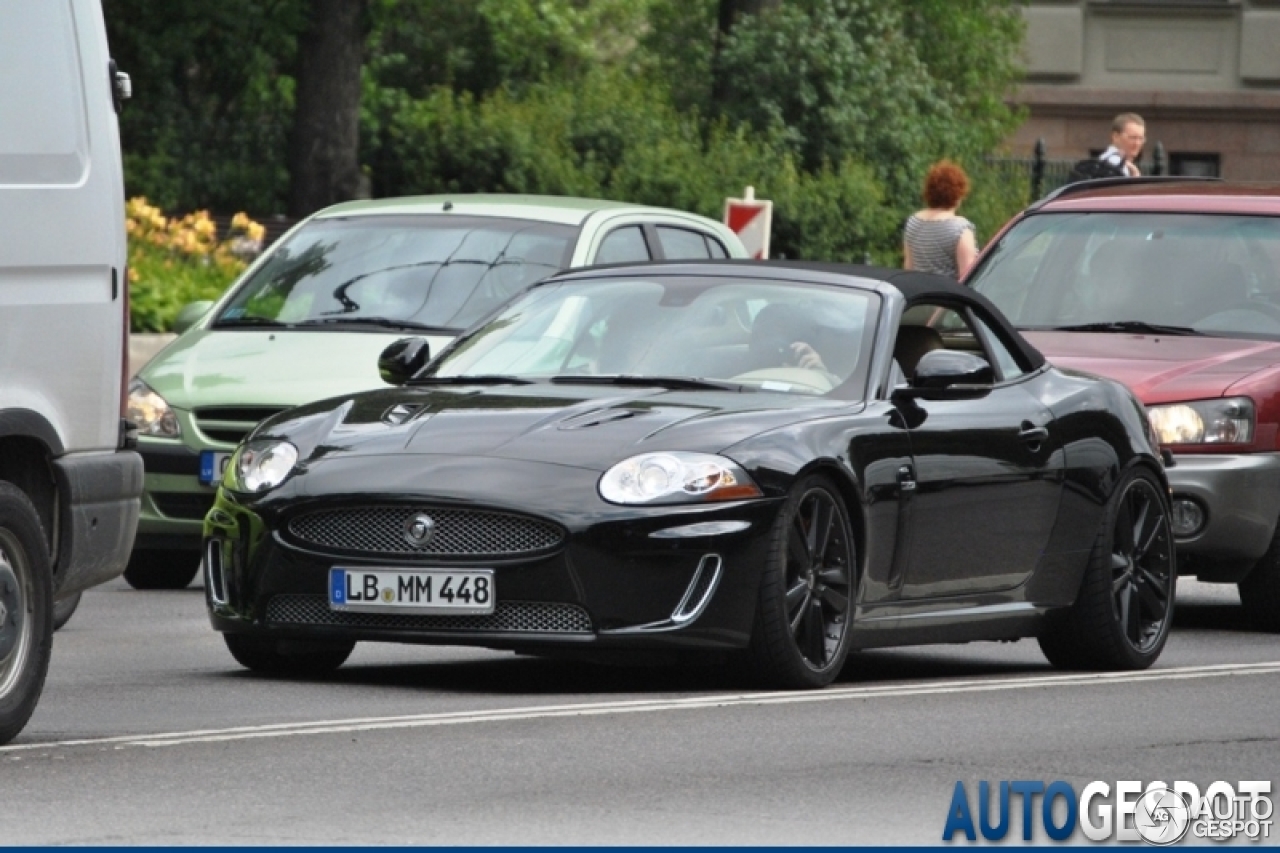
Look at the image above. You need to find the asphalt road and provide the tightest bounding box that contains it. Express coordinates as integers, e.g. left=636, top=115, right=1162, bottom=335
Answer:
left=2, top=577, right=1276, bottom=845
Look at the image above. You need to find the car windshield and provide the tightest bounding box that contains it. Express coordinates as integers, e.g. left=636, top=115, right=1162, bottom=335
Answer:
left=213, top=214, right=575, bottom=332
left=968, top=212, right=1280, bottom=339
left=425, top=276, right=878, bottom=397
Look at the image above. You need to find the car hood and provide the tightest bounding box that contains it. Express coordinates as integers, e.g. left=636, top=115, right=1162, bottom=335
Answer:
left=138, top=328, right=457, bottom=410
left=257, top=383, right=853, bottom=472
left=1023, top=331, right=1280, bottom=403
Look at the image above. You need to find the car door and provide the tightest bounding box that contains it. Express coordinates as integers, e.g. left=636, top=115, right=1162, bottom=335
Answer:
left=892, top=305, right=1065, bottom=599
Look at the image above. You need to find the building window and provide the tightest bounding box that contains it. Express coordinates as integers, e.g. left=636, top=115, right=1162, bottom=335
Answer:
left=1169, top=153, right=1221, bottom=178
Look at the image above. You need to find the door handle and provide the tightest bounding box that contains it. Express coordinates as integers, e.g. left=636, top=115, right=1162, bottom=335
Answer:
left=1018, top=423, right=1049, bottom=445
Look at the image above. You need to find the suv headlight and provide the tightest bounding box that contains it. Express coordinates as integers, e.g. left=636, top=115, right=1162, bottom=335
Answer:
left=223, top=440, right=299, bottom=493
left=127, top=377, right=180, bottom=438
left=599, top=452, right=762, bottom=505
left=1148, top=397, right=1255, bottom=445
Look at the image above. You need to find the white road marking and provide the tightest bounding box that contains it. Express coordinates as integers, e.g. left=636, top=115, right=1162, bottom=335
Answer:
left=6, top=661, right=1279, bottom=753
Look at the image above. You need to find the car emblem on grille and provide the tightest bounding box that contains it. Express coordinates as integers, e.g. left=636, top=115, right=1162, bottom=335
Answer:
left=404, top=513, right=436, bottom=546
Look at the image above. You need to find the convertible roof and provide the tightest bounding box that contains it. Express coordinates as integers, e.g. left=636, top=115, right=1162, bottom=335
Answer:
left=551, top=259, right=1046, bottom=371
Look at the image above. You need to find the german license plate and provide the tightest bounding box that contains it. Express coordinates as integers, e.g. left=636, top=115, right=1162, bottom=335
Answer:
left=199, top=450, right=232, bottom=485
left=329, top=568, right=496, bottom=616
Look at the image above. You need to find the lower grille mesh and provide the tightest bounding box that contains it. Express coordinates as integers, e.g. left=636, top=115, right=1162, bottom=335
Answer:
left=266, top=594, right=593, bottom=634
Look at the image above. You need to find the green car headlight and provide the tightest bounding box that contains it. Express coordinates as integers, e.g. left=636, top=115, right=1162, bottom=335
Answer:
left=1147, top=397, right=1255, bottom=445
left=223, top=440, right=299, bottom=493
left=127, top=377, right=180, bottom=438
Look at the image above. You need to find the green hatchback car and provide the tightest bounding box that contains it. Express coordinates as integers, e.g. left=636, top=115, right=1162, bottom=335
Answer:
left=127, top=194, right=747, bottom=589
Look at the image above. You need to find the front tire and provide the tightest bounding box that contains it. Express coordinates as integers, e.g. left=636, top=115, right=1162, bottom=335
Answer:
left=224, top=634, right=355, bottom=677
left=1039, top=467, right=1175, bottom=670
left=0, top=482, right=53, bottom=745
left=124, top=549, right=200, bottom=590
left=1239, top=525, right=1280, bottom=633
left=747, top=473, right=856, bottom=689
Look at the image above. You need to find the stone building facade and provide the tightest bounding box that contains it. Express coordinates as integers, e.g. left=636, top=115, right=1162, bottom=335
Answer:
left=1012, top=0, right=1280, bottom=180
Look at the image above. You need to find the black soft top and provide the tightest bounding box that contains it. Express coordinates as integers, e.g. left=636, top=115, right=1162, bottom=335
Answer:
left=549, top=258, right=1047, bottom=372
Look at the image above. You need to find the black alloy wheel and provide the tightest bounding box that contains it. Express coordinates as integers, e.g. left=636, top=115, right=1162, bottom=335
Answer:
left=749, top=474, right=856, bottom=688
left=1109, top=475, right=1174, bottom=653
left=1040, top=467, right=1174, bottom=670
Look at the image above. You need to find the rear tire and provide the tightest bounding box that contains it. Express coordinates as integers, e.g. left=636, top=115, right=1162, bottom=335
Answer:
left=0, top=482, right=53, bottom=745
left=1239, top=525, right=1280, bottom=633
left=1039, top=467, right=1174, bottom=670
left=223, top=634, right=355, bottom=677
left=747, top=473, right=856, bottom=689
left=52, top=591, right=82, bottom=632
left=124, top=549, right=200, bottom=590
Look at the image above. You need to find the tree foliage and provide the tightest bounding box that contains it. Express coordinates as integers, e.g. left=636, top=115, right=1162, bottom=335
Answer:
left=106, top=0, right=1029, bottom=273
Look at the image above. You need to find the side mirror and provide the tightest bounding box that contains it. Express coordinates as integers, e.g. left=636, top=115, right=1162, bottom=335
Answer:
left=378, top=337, right=431, bottom=385
left=893, top=349, right=993, bottom=401
left=172, top=300, right=215, bottom=335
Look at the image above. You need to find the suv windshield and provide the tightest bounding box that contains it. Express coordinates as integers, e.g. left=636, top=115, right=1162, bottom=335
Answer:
left=968, top=212, right=1280, bottom=338
left=214, top=214, right=575, bottom=332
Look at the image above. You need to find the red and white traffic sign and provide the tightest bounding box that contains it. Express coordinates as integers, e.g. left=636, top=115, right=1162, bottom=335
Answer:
left=723, top=186, right=772, bottom=259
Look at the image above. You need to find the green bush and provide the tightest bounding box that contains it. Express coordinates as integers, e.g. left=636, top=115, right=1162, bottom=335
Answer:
left=366, top=70, right=903, bottom=262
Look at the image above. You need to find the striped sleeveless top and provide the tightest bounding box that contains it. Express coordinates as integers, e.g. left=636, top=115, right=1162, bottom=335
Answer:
left=904, top=214, right=976, bottom=279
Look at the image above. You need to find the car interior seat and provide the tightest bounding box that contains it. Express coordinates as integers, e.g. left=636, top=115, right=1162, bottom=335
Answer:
left=892, top=324, right=944, bottom=381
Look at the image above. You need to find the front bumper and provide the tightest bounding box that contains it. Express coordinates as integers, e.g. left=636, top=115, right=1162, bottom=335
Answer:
left=1166, top=452, right=1280, bottom=564
left=204, top=461, right=782, bottom=652
left=53, top=449, right=143, bottom=596
left=135, top=422, right=239, bottom=553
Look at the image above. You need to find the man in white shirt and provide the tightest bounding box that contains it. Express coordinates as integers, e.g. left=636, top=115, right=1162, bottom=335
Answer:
left=1099, top=113, right=1146, bottom=177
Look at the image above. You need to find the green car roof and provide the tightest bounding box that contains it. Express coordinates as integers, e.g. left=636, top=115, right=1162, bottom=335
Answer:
left=313, top=194, right=647, bottom=227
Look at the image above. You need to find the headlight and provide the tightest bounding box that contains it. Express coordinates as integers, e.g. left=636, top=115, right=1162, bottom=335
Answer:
left=599, top=452, right=762, bottom=505
left=127, top=377, right=180, bottom=438
left=1147, top=397, right=1255, bottom=445
left=223, top=440, right=299, bottom=493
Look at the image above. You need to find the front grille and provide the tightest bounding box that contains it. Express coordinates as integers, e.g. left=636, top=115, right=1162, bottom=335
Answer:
left=287, top=506, right=565, bottom=557
left=193, top=406, right=286, bottom=445
left=152, top=491, right=216, bottom=520
left=266, top=594, right=593, bottom=633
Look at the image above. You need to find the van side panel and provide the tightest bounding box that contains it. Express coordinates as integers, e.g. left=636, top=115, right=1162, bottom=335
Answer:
left=0, top=0, right=127, bottom=452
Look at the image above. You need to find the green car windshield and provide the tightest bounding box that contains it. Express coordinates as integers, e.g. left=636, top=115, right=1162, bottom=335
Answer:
left=215, top=215, right=575, bottom=332
left=968, top=212, right=1280, bottom=338
left=425, top=276, right=879, bottom=397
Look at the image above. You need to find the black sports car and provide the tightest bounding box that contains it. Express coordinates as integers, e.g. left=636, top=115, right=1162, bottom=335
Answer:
left=204, top=261, right=1175, bottom=689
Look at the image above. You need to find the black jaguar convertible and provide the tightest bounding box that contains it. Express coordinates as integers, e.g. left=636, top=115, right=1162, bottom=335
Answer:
left=204, top=261, right=1174, bottom=688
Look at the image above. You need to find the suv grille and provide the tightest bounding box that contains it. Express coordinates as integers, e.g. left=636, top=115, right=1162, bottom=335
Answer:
left=266, top=595, right=592, bottom=633
left=287, top=505, right=565, bottom=557
left=192, top=406, right=286, bottom=445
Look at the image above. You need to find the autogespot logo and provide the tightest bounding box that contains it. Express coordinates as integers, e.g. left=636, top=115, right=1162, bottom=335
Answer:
left=942, top=780, right=1273, bottom=844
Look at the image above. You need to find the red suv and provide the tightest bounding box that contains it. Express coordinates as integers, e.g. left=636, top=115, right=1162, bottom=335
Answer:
left=966, top=179, right=1280, bottom=631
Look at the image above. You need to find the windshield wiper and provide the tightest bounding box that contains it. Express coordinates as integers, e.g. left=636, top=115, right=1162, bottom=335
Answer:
left=212, top=316, right=291, bottom=329
left=550, top=374, right=745, bottom=392
left=1048, top=321, right=1202, bottom=336
left=294, top=316, right=460, bottom=334
left=410, top=374, right=535, bottom=386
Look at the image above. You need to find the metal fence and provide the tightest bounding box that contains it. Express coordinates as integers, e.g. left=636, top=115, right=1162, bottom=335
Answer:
left=987, top=138, right=1169, bottom=201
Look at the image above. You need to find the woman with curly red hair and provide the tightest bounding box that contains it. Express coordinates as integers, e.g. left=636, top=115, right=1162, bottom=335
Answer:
left=903, top=160, right=978, bottom=278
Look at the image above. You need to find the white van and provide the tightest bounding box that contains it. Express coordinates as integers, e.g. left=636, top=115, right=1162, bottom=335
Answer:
left=0, top=0, right=140, bottom=743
